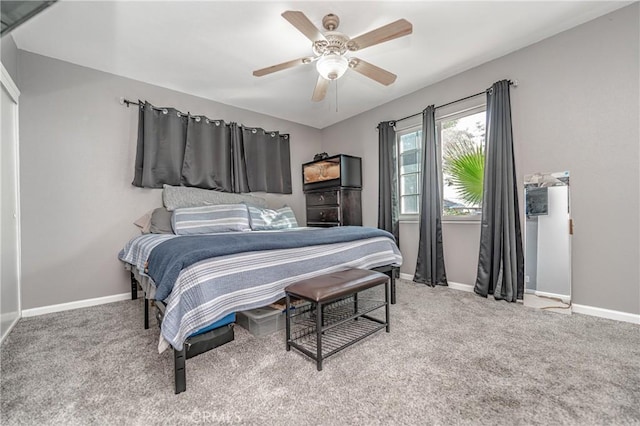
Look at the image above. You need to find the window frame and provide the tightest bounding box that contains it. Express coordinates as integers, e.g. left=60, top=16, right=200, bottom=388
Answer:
left=396, top=105, right=487, bottom=223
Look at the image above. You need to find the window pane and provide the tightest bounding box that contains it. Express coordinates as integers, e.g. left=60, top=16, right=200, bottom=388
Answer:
left=401, top=173, right=419, bottom=196
left=441, top=110, right=486, bottom=217
left=400, top=133, right=417, bottom=153
left=400, top=150, right=421, bottom=174
left=397, top=129, right=423, bottom=215
left=401, top=195, right=419, bottom=214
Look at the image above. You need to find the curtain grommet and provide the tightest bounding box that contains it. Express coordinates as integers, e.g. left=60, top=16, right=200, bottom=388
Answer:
left=162, top=109, right=168, bottom=114
left=252, top=129, right=257, bottom=134
left=195, top=117, right=201, bottom=122
left=215, top=121, right=220, bottom=126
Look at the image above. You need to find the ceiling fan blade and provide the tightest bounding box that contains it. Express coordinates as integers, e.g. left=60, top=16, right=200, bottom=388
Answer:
left=282, top=11, right=326, bottom=42
left=312, top=75, right=330, bottom=102
left=253, top=57, right=314, bottom=77
left=349, top=58, right=397, bottom=86
left=347, top=19, right=412, bottom=51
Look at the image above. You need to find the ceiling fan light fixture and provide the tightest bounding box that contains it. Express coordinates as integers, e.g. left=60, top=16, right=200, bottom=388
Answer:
left=316, top=54, right=348, bottom=80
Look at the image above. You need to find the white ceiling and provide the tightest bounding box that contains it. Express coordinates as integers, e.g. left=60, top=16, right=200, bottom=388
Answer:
left=11, top=1, right=631, bottom=129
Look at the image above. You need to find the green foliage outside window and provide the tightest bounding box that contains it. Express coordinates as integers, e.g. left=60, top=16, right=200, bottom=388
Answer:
left=442, top=117, right=485, bottom=215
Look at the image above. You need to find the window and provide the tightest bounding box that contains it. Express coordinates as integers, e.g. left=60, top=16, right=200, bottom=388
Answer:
left=398, top=129, right=422, bottom=215
left=397, top=107, right=486, bottom=219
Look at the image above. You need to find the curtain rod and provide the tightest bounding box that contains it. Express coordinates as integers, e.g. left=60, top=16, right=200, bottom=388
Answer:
left=120, top=97, right=140, bottom=107
left=384, top=79, right=518, bottom=127
left=120, top=98, right=195, bottom=118
left=119, top=98, right=289, bottom=137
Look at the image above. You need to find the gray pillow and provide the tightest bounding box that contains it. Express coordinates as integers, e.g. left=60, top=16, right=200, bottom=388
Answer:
left=149, top=207, right=174, bottom=234
left=162, top=184, right=268, bottom=211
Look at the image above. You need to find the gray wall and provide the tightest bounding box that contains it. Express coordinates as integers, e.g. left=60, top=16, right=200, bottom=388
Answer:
left=1, top=35, right=19, bottom=85
left=18, top=51, right=322, bottom=309
left=13, top=4, right=640, bottom=316
left=321, top=4, right=639, bottom=315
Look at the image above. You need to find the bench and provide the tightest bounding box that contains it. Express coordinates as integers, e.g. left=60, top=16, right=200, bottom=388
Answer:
left=284, top=269, right=390, bottom=370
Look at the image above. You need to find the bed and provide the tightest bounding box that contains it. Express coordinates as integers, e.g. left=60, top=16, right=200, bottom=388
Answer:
left=119, top=187, right=402, bottom=393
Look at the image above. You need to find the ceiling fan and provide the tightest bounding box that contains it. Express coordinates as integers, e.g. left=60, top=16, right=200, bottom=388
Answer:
left=253, top=11, right=412, bottom=102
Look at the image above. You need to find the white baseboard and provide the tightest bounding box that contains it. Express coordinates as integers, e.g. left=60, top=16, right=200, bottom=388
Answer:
left=399, top=272, right=638, bottom=324
left=0, top=315, right=20, bottom=345
left=533, top=290, right=571, bottom=304
left=22, top=291, right=142, bottom=318
left=399, top=273, right=474, bottom=293
left=448, top=281, right=474, bottom=293
left=18, top=280, right=640, bottom=326
left=572, top=304, right=640, bottom=325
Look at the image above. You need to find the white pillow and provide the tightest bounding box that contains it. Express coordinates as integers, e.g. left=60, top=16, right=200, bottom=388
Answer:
left=133, top=210, right=153, bottom=234
left=246, top=205, right=299, bottom=230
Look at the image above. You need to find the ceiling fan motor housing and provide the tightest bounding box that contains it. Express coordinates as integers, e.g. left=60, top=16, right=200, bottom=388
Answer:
left=313, top=31, right=349, bottom=56
left=322, top=13, right=340, bottom=31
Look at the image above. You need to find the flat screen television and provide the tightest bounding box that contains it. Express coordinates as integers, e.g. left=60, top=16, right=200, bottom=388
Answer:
left=302, top=154, right=362, bottom=191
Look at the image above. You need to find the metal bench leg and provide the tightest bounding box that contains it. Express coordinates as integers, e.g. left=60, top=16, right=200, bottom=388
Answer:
left=353, top=292, right=359, bottom=321
left=285, top=293, right=291, bottom=351
left=316, top=302, right=323, bottom=371
left=385, top=280, right=391, bottom=332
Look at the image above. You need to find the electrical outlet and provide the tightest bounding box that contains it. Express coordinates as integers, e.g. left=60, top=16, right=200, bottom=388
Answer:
left=525, top=275, right=530, bottom=283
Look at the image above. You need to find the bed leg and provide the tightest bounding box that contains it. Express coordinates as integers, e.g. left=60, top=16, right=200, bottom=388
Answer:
left=130, top=272, right=138, bottom=300
left=390, top=270, right=397, bottom=305
left=144, top=297, right=149, bottom=330
left=174, top=347, right=186, bottom=394
left=381, top=268, right=397, bottom=305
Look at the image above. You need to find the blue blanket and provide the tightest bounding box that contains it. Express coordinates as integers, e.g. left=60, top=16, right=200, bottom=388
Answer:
left=147, top=226, right=395, bottom=300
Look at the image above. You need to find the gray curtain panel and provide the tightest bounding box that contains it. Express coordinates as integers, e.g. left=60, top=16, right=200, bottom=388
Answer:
left=414, top=106, right=448, bottom=287
left=377, top=121, right=400, bottom=245
left=132, top=101, right=187, bottom=188
left=132, top=100, right=292, bottom=194
left=229, top=123, right=250, bottom=193
left=243, top=128, right=292, bottom=194
left=182, top=117, right=233, bottom=191
left=474, top=80, right=524, bottom=302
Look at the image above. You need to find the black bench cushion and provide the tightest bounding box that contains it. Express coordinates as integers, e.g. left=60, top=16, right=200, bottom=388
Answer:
left=285, top=269, right=388, bottom=303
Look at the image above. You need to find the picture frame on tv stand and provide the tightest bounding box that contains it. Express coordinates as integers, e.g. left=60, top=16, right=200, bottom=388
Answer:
left=302, top=154, right=362, bottom=192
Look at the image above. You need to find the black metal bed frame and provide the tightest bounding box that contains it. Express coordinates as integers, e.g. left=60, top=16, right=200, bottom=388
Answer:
left=130, top=265, right=397, bottom=394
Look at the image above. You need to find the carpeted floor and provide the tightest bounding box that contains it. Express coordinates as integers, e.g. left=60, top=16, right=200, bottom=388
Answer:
left=1, top=280, right=639, bottom=425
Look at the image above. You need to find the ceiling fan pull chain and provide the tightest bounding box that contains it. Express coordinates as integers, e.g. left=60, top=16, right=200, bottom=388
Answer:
left=335, top=80, right=339, bottom=113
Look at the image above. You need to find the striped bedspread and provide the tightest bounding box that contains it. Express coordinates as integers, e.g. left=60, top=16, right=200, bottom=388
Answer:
left=119, top=234, right=177, bottom=274
left=119, top=228, right=402, bottom=353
